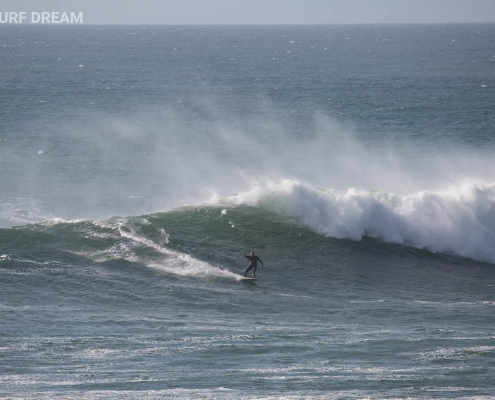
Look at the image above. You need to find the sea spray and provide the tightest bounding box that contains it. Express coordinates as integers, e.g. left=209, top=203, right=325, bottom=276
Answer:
left=2, top=97, right=495, bottom=227
left=90, top=217, right=240, bottom=279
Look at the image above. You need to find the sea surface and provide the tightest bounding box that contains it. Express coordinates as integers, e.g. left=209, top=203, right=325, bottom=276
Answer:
left=1, top=24, right=495, bottom=399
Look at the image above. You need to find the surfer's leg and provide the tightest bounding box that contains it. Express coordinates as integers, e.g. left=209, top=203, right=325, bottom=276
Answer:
left=253, top=265, right=257, bottom=278
left=244, top=265, right=253, bottom=277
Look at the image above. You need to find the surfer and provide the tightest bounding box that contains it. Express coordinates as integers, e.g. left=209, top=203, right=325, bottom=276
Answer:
left=240, top=251, right=264, bottom=278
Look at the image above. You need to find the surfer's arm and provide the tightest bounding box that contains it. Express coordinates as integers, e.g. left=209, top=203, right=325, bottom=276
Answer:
left=257, top=256, right=264, bottom=266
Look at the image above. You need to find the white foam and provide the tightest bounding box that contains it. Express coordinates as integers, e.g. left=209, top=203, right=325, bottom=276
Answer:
left=91, top=218, right=240, bottom=280
left=215, top=179, right=495, bottom=263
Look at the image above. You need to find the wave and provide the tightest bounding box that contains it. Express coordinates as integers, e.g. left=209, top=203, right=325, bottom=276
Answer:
left=213, top=179, right=495, bottom=264
left=1, top=216, right=242, bottom=281
left=90, top=218, right=242, bottom=280
left=2, top=177, right=494, bottom=278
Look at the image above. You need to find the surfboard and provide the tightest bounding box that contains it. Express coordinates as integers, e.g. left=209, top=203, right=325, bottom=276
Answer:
left=239, top=277, right=258, bottom=282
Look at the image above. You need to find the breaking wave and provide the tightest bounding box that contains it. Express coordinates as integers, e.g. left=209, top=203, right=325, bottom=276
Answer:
left=214, top=179, right=495, bottom=263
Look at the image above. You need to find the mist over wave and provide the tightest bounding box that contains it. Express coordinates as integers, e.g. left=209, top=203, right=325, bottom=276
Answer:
left=2, top=100, right=494, bottom=226
left=2, top=99, right=495, bottom=264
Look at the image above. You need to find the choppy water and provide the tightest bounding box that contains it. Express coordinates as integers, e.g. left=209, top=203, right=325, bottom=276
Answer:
left=1, top=24, right=495, bottom=399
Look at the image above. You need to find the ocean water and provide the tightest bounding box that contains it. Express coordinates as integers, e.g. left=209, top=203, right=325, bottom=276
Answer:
left=1, top=24, right=495, bottom=399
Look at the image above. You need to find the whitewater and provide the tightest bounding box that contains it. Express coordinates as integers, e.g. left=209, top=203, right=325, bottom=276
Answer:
left=212, top=178, right=495, bottom=263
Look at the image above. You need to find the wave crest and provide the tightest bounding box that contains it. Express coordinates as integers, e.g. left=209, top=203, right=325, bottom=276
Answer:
left=216, top=179, right=495, bottom=263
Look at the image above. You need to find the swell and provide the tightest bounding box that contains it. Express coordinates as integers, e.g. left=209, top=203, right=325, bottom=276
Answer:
left=1, top=179, right=493, bottom=292
left=0, top=216, right=242, bottom=282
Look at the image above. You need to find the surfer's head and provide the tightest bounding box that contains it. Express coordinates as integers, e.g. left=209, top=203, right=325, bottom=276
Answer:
left=251, top=251, right=255, bottom=256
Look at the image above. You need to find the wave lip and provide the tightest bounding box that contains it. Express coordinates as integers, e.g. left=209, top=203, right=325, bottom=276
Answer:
left=216, top=179, right=495, bottom=264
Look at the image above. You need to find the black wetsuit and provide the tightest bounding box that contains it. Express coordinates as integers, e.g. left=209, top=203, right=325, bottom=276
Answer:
left=244, top=255, right=263, bottom=277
